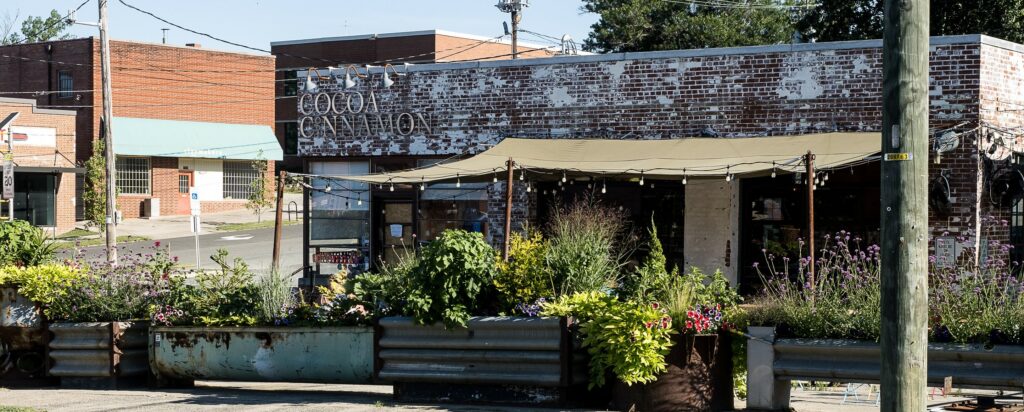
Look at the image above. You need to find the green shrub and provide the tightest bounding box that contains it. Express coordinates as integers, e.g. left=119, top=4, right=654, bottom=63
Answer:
left=621, top=217, right=673, bottom=303
left=542, top=291, right=674, bottom=388
left=154, top=249, right=259, bottom=326
left=494, top=231, right=553, bottom=313
left=545, top=201, right=629, bottom=295
left=0, top=220, right=56, bottom=267
left=351, top=252, right=417, bottom=317
left=4, top=264, right=82, bottom=306
left=405, top=229, right=496, bottom=328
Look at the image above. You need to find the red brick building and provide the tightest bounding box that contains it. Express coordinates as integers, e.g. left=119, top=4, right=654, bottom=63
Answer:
left=296, top=34, right=1024, bottom=289
left=0, top=97, right=78, bottom=234
left=0, top=38, right=280, bottom=220
left=272, top=30, right=559, bottom=171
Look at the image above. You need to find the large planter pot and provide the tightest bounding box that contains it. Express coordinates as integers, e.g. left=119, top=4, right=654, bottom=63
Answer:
left=149, top=326, right=374, bottom=386
left=612, top=332, right=734, bottom=412
left=746, top=326, right=1024, bottom=410
left=0, top=286, right=52, bottom=385
left=376, top=316, right=585, bottom=406
left=48, top=322, right=149, bottom=388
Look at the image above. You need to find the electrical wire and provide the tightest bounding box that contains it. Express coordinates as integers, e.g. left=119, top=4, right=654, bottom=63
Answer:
left=5, top=0, right=92, bottom=46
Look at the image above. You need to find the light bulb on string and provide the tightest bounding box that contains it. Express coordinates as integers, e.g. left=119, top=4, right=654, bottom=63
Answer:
left=771, top=162, right=777, bottom=178
left=601, top=180, right=607, bottom=194
left=420, top=177, right=425, bottom=191
left=456, top=174, right=461, bottom=188
left=639, top=170, right=645, bottom=186
left=357, top=195, right=363, bottom=206
left=389, top=181, right=395, bottom=192
left=682, top=169, right=687, bottom=185
left=345, top=201, right=350, bottom=209
left=526, top=182, right=532, bottom=193
left=493, top=171, right=498, bottom=183
left=519, top=170, right=524, bottom=181
left=324, top=183, right=332, bottom=193
left=562, top=171, right=567, bottom=183
left=823, top=173, right=829, bottom=182
left=725, top=166, right=732, bottom=182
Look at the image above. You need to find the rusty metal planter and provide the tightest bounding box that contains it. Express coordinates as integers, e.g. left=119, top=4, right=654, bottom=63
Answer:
left=376, top=316, right=585, bottom=405
left=0, top=286, right=52, bottom=385
left=746, top=326, right=1024, bottom=410
left=149, top=326, right=374, bottom=385
left=48, top=322, right=149, bottom=388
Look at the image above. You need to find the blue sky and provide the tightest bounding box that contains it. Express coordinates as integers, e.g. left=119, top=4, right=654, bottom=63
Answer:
left=4, top=1, right=599, bottom=54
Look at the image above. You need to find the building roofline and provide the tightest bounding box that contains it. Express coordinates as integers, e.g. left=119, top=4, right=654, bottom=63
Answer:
left=0, top=97, right=76, bottom=116
left=397, top=34, right=1006, bottom=73
left=0, top=36, right=274, bottom=59
left=270, top=29, right=553, bottom=50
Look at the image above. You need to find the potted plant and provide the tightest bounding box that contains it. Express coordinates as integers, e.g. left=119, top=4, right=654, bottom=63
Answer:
left=0, top=264, right=62, bottom=385
left=149, top=249, right=376, bottom=386
left=745, top=223, right=1024, bottom=410
left=24, top=244, right=172, bottom=388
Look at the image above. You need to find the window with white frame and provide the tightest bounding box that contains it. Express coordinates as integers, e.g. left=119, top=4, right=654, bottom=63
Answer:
left=57, top=71, right=73, bottom=99
left=223, top=160, right=260, bottom=200
left=116, top=157, right=151, bottom=195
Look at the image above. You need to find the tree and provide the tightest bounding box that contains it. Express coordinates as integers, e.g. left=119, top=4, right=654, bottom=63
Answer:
left=246, top=152, right=271, bottom=223
left=82, top=139, right=106, bottom=230
left=1, top=9, right=75, bottom=45
left=581, top=0, right=796, bottom=52
left=797, top=0, right=1024, bottom=44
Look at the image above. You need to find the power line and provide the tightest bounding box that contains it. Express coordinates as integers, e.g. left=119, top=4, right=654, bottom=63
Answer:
left=5, top=0, right=92, bottom=46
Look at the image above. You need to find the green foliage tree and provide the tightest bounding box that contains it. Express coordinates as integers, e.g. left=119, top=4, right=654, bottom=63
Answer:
left=2, top=9, right=75, bottom=45
left=581, top=0, right=796, bottom=52
left=247, top=153, right=271, bottom=223
left=797, top=0, right=1024, bottom=43
left=83, top=140, right=106, bottom=229
left=0, top=220, right=56, bottom=266
left=406, top=229, right=496, bottom=328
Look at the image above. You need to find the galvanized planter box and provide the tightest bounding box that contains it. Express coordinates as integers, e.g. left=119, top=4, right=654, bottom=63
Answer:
left=746, top=326, right=1024, bottom=410
left=376, top=316, right=585, bottom=406
left=149, top=326, right=374, bottom=386
left=0, top=286, right=52, bottom=385
left=48, top=321, right=149, bottom=389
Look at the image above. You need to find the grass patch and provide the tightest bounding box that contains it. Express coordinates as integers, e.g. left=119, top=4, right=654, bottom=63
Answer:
left=53, top=235, right=151, bottom=250
left=216, top=219, right=300, bottom=232
left=55, top=228, right=96, bottom=239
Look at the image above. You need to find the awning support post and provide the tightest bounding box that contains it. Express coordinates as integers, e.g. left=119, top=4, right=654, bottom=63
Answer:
left=503, top=158, right=515, bottom=261
left=805, top=150, right=816, bottom=292
left=272, top=170, right=286, bottom=271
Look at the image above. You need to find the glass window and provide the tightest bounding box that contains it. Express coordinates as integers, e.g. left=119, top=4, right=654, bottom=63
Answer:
left=309, top=161, right=370, bottom=246
left=116, top=157, right=150, bottom=195
left=12, top=173, right=55, bottom=227
left=223, top=160, right=260, bottom=200
left=415, top=159, right=490, bottom=243
left=283, top=70, right=298, bottom=97
left=57, top=71, right=73, bottom=99
left=284, top=122, right=298, bottom=155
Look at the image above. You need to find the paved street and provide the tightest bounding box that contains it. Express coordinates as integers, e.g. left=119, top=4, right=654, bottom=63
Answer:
left=62, top=224, right=305, bottom=276
left=0, top=381, right=998, bottom=411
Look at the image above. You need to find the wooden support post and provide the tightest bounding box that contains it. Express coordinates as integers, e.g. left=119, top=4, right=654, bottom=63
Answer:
left=880, top=0, right=929, bottom=410
left=503, top=158, right=515, bottom=261
left=272, top=170, right=286, bottom=271
left=805, top=151, right=815, bottom=291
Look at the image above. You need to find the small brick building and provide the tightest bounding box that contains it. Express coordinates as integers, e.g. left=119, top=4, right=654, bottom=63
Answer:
left=296, top=34, right=1024, bottom=289
left=0, top=38, right=281, bottom=221
left=0, top=97, right=78, bottom=234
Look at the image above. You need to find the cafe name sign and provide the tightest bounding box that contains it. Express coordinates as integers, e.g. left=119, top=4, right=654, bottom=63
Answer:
left=298, top=90, right=431, bottom=139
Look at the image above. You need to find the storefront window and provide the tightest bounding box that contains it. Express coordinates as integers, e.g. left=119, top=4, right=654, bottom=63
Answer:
left=309, top=161, right=370, bottom=246
left=223, top=160, right=259, bottom=200
left=414, top=159, right=489, bottom=243
left=13, top=173, right=55, bottom=227
left=116, top=157, right=151, bottom=195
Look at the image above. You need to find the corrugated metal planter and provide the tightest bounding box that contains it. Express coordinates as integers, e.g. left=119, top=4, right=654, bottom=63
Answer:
left=746, top=326, right=1024, bottom=410
left=149, top=326, right=374, bottom=386
left=612, top=332, right=734, bottom=412
left=0, top=286, right=52, bottom=385
left=377, top=316, right=585, bottom=406
left=48, top=322, right=149, bottom=388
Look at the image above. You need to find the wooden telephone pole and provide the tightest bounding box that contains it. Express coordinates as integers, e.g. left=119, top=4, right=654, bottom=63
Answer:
left=880, top=0, right=929, bottom=410
left=99, top=0, right=119, bottom=265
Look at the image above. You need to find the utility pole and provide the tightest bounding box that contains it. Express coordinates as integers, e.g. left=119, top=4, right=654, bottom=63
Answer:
left=99, top=0, right=119, bottom=265
left=495, top=0, right=528, bottom=59
left=272, top=170, right=286, bottom=271
left=880, top=0, right=929, bottom=410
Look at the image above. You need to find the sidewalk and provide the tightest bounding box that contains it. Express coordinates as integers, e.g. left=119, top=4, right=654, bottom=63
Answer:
left=85, top=192, right=303, bottom=241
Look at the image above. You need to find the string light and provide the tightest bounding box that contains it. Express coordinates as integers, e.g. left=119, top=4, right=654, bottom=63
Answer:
left=357, top=194, right=363, bottom=206
left=639, top=170, right=645, bottom=186
left=389, top=181, right=395, bottom=192
left=456, top=173, right=461, bottom=188
left=420, top=177, right=425, bottom=191
left=561, top=171, right=567, bottom=183
left=601, top=179, right=607, bottom=194
left=493, top=170, right=498, bottom=183
left=519, top=170, right=525, bottom=181
left=526, top=182, right=532, bottom=193
left=682, top=169, right=687, bottom=185
left=823, top=173, right=829, bottom=182
left=771, top=162, right=777, bottom=178
left=725, top=166, right=732, bottom=182
left=324, top=183, right=332, bottom=193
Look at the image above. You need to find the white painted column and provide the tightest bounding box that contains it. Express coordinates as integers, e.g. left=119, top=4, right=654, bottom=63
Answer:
left=683, top=178, right=740, bottom=284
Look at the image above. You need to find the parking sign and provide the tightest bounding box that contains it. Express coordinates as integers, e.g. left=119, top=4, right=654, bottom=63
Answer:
left=189, top=187, right=201, bottom=215
left=1, top=157, right=12, bottom=200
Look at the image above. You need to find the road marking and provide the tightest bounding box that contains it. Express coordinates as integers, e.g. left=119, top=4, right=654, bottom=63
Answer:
left=220, top=235, right=254, bottom=241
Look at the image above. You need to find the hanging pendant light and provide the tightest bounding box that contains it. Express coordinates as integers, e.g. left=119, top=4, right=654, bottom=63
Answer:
left=639, top=170, right=645, bottom=186
left=456, top=173, right=461, bottom=188
left=601, top=179, right=607, bottom=194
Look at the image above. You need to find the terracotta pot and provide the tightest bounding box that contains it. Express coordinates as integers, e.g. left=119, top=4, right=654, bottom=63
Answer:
left=613, top=332, right=734, bottom=412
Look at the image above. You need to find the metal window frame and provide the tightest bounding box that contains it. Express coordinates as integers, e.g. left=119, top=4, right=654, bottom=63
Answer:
left=57, top=70, right=73, bottom=99
left=115, top=156, right=151, bottom=195
left=222, top=160, right=258, bottom=200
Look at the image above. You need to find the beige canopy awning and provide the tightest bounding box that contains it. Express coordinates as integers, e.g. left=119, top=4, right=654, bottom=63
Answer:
left=329, top=132, right=881, bottom=184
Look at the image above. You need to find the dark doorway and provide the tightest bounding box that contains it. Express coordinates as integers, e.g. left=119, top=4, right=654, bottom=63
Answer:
left=13, top=172, right=56, bottom=227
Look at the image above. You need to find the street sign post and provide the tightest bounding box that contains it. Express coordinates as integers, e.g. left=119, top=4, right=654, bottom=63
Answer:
left=1, top=156, right=12, bottom=201
left=189, top=187, right=201, bottom=268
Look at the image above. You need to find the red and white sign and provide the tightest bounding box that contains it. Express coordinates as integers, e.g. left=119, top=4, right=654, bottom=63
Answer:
left=3, top=126, right=56, bottom=147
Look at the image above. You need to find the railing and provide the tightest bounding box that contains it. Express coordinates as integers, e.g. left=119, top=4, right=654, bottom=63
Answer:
left=746, top=326, right=1024, bottom=410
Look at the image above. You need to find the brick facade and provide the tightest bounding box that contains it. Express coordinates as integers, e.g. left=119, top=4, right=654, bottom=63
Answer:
left=0, top=97, right=77, bottom=234
left=0, top=39, right=278, bottom=220
left=299, top=34, right=1024, bottom=276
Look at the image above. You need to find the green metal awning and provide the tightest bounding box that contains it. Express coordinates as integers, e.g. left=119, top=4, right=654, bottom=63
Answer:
left=112, top=117, right=283, bottom=161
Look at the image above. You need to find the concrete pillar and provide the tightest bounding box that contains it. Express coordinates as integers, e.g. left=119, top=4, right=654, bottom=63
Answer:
left=683, top=178, right=740, bottom=283
left=746, top=326, right=790, bottom=410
